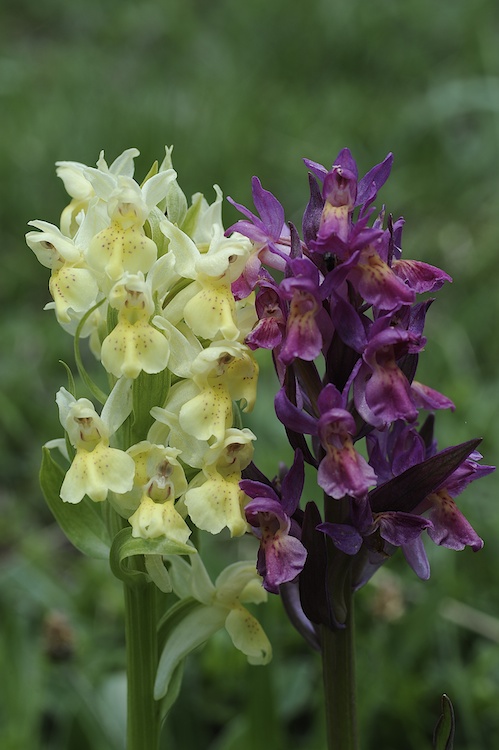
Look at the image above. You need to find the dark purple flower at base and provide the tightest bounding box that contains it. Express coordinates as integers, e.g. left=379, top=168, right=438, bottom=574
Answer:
left=241, top=450, right=307, bottom=593
left=319, top=509, right=433, bottom=580
left=414, top=451, right=494, bottom=552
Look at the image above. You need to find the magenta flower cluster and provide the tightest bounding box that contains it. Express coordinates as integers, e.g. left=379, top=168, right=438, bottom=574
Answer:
left=228, top=149, right=493, bottom=631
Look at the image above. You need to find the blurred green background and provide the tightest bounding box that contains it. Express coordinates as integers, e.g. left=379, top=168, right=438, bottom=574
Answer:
left=1, top=0, right=499, bottom=748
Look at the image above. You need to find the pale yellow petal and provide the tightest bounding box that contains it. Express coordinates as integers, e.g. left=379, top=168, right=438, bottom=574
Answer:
left=224, top=605, right=272, bottom=665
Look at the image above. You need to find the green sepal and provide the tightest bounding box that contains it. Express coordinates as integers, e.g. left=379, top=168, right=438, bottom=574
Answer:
left=74, top=299, right=108, bottom=406
left=146, top=206, right=170, bottom=256
left=145, top=554, right=173, bottom=593
left=109, top=527, right=195, bottom=588
left=180, top=192, right=203, bottom=236
left=165, top=180, right=188, bottom=229
left=40, top=447, right=111, bottom=559
left=159, top=145, right=188, bottom=226
left=433, top=694, right=455, bottom=750
left=131, top=368, right=171, bottom=444
left=140, top=159, right=159, bottom=186
left=155, top=597, right=226, bottom=699
left=59, top=360, right=76, bottom=396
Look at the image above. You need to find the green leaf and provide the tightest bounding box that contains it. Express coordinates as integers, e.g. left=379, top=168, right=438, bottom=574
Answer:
left=433, top=694, right=455, bottom=750
left=155, top=598, right=226, bottom=699
left=40, top=447, right=111, bottom=559
left=109, top=527, right=195, bottom=587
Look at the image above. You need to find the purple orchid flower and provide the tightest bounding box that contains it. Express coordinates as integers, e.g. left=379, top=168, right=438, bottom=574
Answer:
left=227, top=177, right=290, bottom=296
left=245, top=280, right=287, bottom=352
left=353, top=315, right=426, bottom=427
left=304, top=149, right=394, bottom=257
left=318, top=508, right=434, bottom=580
left=413, top=451, right=494, bottom=551
left=278, top=256, right=333, bottom=366
left=275, top=383, right=376, bottom=500
left=241, top=450, right=307, bottom=593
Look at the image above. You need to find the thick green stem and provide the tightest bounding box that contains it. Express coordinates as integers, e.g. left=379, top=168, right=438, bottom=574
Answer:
left=321, top=580, right=358, bottom=750
left=124, top=580, right=160, bottom=750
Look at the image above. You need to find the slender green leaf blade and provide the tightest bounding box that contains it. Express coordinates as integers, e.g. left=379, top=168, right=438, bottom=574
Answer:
left=433, top=694, right=455, bottom=750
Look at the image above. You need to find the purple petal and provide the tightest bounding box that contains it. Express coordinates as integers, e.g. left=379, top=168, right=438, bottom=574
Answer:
left=402, top=536, right=431, bottom=580
left=303, top=158, right=328, bottom=182
left=426, top=491, right=483, bottom=551
left=280, top=449, right=305, bottom=516
left=274, top=387, right=318, bottom=435
left=240, top=479, right=279, bottom=503
left=244, top=496, right=289, bottom=526
left=333, top=148, right=358, bottom=180
left=411, top=381, right=455, bottom=412
left=262, top=533, right=308, bottom=592
left=392, top=259, right=452, bottom=293
left=318, top=443, right=377, bottom=500
left=317, top=382, right=344, bottom=413
left=318, top=522, right=363, bottom=555
left=377, top=511, right=433, bottom=546
left=250, top=176, right=285, bottom=240
left=356, top=153, right=393, bottom=208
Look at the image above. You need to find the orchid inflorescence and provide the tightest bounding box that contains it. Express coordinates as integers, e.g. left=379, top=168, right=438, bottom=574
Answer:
left=227, top=147, right=493, bottom=634
left=29, top=148, right=272, bottom=677
left=29, top=144, right=493, bottom=689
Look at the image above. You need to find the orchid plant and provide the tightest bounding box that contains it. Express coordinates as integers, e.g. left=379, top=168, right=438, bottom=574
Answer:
left=29, top=145, right=493, bottom=750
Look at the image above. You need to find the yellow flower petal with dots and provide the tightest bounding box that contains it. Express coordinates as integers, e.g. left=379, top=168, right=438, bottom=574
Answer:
left=101, top=317, right=170, bottom=379
left=87, top=221, right=158, bottom=281
left=183, top=281, right=239, bottom=341
left=60, top=442, right=135, bottom=504
left=224, top=604, right=272, bottom=665
left=179, top=382, right=233, bottom=444
left=49, top=265, right=99, bottom=324
left=184, top=469, right=248, bottom=537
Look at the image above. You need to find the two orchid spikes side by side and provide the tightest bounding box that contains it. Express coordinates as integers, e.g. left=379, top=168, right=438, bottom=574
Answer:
left=227, top=147, right=494, bottom=637
left=29, top=146, right=493, bottom=748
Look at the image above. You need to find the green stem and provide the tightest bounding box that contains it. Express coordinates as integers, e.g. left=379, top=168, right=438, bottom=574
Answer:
left=124, top=579, right=160, bottom=750
left=321, top=579, right=358, bottom=750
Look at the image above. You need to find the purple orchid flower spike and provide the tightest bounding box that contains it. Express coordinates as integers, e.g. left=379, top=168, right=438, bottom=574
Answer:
left=241, top=450, right=307, bottom=593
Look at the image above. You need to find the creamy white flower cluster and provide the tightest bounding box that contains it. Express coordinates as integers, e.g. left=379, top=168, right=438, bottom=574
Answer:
left=28, top=148, right=261, bottom=546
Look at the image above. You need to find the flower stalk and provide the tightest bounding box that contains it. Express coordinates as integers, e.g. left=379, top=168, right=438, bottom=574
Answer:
left=124, top=576, right=160, bottom=750
left=321, top=568, right=358, bottom=750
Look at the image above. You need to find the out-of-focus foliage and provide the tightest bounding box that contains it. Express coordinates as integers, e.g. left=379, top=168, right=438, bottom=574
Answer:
left=1, top=0, right=499, bottom=748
